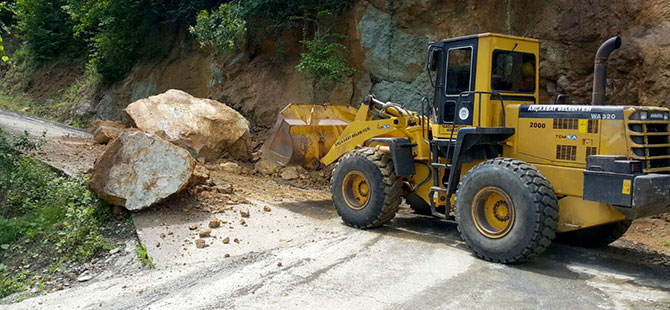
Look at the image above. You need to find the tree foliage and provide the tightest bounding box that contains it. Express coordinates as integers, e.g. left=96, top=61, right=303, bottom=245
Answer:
left=15, top=0, right=84, bottom=62
left=189, top=3, right=246, bottom=54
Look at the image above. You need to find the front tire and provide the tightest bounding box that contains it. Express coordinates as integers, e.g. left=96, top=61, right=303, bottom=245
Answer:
left=455, top=158, right=559, bottom=263
left=557, top=220, right=632, bottom=248
left=331, top=148, right=402, bottom=228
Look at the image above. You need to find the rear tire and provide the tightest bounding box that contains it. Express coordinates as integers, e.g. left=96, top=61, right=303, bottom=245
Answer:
left=455, top=158, right=559, bottom=263
left=557, top=220, right=632, bottom=248
left=331, top=148, right=402, bottom=228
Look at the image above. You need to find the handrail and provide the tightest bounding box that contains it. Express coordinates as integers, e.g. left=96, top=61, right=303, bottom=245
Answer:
left=455, top=91, right=506, bottom=128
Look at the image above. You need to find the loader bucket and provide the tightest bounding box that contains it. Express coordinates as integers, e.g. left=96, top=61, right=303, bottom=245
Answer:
left=261, top=104, right=358, bottom=169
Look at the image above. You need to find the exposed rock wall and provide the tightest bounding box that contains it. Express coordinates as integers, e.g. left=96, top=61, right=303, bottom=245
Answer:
left=95, top=0, right=670, bottom=126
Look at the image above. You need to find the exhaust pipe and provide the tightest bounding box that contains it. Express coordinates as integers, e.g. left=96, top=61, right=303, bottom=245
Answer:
left=591, top=36, right=622, bottom=105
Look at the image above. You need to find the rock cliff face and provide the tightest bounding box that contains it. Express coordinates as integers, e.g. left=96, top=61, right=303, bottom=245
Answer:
left=97, top=0, right=670, bottom=126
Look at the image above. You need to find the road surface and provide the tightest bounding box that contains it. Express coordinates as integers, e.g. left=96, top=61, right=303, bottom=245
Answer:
left=1, top=108, right=669, bottom=310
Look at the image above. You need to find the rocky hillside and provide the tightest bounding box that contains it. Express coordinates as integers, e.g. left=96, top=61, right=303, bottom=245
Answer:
left=5, top=0, right=670, bottom=126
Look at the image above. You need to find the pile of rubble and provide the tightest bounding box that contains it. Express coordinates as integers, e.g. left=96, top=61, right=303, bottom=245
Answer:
left=88, top=89, right=252, bottom=211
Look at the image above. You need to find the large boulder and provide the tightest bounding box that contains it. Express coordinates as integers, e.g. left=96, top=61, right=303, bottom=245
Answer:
left=89, top=129, right=195, bottom=210
left=124, top=89, right=251, bottom=161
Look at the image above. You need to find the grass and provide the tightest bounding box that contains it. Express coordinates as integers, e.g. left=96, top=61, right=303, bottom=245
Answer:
left=134, top=242, right=155, bottom=268
left=0, top=52, right=102, bottom=129
left=663, top=240, right=670, bottom=248
left=0, top=129, right=115, bottom=299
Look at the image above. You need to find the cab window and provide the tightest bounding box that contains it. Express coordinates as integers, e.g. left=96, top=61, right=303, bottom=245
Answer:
left=445, top=47, right=473, bottom=95
left=491, top=50, right=536, bottom=93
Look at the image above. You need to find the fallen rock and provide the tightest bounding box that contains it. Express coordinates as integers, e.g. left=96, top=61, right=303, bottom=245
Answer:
left=199, top=229, right=212, bottom=238
left=280, top=167, right=300, bottom=180
left=255, top=159, right=278, bottom=175
left=87, top=120, right=126, bottom=144
left=209, top=219, right=221, bottom=228
left=220, top=162, right=242, bottom=174
left=223, top=237, right=230, bottom=244
left=189, top=225, right=198, bottom=231
left=125, top=89, right=252, bottom=161
left=77, top=272, right=92, bottom=282
left=195, top=239, right=207, bottom=248
left=240, top=209, right=250, bottom=218
left=89, top=130, right=195, bottom=210
left=263, top=206, right=272, bottom=212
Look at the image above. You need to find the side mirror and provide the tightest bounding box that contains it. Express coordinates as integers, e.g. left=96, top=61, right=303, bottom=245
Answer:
left=428, top=49, right=440, bottom=72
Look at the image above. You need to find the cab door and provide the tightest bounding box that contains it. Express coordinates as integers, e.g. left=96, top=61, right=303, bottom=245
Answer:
left=438, top=39, right=478, bottom=125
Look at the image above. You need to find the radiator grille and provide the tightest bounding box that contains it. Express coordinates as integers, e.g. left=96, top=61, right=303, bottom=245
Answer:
left=587, top=119, right=599, bottom=133
left=586, top=146, right=598, bottom=160
left=553, top=119, right=578, bottom=130
left=556, top=145, right=577, bottom=161
left=628, top=119, right=670, bottom=173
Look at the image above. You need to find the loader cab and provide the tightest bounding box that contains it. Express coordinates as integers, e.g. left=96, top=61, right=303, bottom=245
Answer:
left=428, top=33, right=540, bottom=127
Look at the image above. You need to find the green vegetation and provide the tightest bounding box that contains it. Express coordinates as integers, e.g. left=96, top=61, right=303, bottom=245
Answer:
left=134, top=242, right=154, bottom=268
left=2, top=0, right=355, bottom=84
left=190, top=3, right=246, bottom=54
left=297, top=35, right=357, bottom=87
left=663, top=240, right=670, bottom=248
left=0, top=128, right=115, bottom=298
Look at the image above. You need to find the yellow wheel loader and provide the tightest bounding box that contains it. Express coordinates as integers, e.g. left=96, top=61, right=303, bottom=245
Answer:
left=262, top=33, right=670, bottom=263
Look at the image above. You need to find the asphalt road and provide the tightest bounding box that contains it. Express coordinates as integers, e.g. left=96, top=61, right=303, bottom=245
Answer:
left=1, top=108, right=669, bottom=310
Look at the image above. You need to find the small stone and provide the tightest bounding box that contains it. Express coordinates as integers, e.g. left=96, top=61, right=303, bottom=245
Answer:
left=77, top=273, right=92, bottom=282
left=280, top=167, right=300, bottom=180
left=189, top=225, right=198, bottom=231
left=242, top=256, right=248, bottom=260
left=55, top=284, right=64, bottom=291
left=240, top=219, right=246, bottom=225
left=197, top=157, right=207, bottom=165
left=109, top=248, right=121, bottom=255
left=240, top=209, right=250, bottom=218
left=233, top=238, right=240, bottom=244
left=263, top=206, right=272, bottom=212
left=223, top=237, right=230, bottom=244
left=255, top=159, right=278, bottom=175
left=156, top=242, right=160, bottom=248
left=224, top=253, right=230, bottom=258
left=195, top=239, right=207, bottom=248
left=160, top=233, right=166, bottom=239
left=219, top=162, right=242, bottom=174
left=277, top=262, right=283, bottom=267
left=209, top=219, right=221, bottom=228
left=199, top=229, right=212, bottom=238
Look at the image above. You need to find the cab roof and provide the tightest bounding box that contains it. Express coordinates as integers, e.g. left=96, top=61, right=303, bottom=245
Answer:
left=436, top=33, right=540, bottom=44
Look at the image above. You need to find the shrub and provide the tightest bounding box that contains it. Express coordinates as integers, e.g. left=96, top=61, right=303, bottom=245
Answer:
left=0, top=128, right=111, bottom=264
left=190, top=3, right=247, bottom=55
left=296, top=35, right=356, bottom=87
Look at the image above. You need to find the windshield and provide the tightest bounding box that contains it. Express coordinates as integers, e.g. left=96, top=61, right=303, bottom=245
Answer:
left=491, top=50, right=536, bottom=93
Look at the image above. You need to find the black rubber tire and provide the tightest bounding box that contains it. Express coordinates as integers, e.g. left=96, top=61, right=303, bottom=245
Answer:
left=331, top=148, right=402, bottom=228
left=557, top=220, right=632, bottom=248
left=454, top=158, right=559, bottom=263
left=405, top=192, right=433, bottom=215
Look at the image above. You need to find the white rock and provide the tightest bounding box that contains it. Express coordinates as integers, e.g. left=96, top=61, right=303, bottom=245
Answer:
left=89, top=129, right=195, bottom=211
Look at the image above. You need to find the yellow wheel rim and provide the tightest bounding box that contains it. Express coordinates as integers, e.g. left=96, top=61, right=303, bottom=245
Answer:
left=342, top=171, right=371, bottom=210
left=471, top=186, right=515, bottom=239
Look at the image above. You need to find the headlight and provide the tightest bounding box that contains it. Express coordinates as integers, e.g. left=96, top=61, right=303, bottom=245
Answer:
left=640, top=111, right=648, bottom=120
left=459, top=107, right=470, bottom=120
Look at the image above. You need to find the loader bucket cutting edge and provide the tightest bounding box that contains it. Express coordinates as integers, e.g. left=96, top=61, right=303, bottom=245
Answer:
left=261, top=104, right=358, bottom=169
